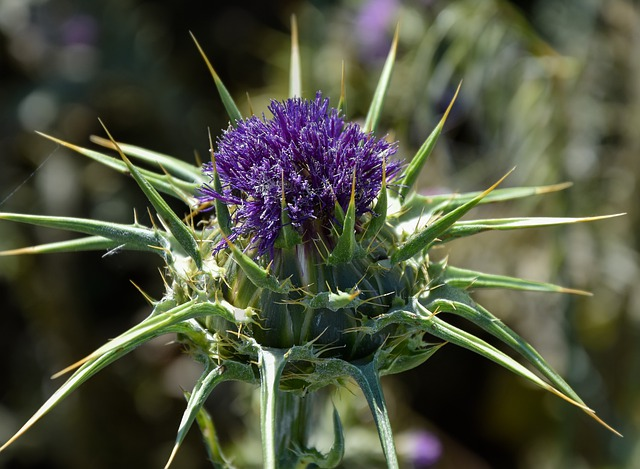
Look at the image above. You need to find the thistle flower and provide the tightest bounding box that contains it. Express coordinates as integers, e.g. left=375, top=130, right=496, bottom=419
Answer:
left=199, top=92, right=402, bottom=257
left=0, top=21, right=621, bottom=469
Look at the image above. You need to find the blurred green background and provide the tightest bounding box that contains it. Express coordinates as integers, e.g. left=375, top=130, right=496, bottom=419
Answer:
left=0, top=0, right=637, bottom=467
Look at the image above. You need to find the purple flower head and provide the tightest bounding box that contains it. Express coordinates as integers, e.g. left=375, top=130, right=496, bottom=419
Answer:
left=199, top=92, right=402, bottom=257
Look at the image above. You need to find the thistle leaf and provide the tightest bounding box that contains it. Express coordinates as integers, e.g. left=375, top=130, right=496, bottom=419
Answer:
left=0, top=235, right=122, bottom=256
left=439, top=214, right=626, bottom=242
left=190, top=32, right=243, bottom=125
left=399, top=82, right=461, bottom=201
left=193, top=398, right=236, bottom=469
left=390, top=170, right=513, bottom=264
left=0, top=213, right=165, bottom=254
left=90, top=135, right=204, bottom=183
left=378, top=340, right=446, bottom=376
left=0, top=299, right=243, bottom=454
left=346, top=357, right=399, bottom=468
left=366, top=304, right=620, bottom=435
left=422, top=285, right=585, bottom=403
left=37, top=133, right=199, bottom=200
left=417, top=309, right=579, bottom=397
left=207, top=130, right=232, bottom=237
left=289, top=14, right=301, bottom=98
left=301, top=289, right=361, bottom=312
left=364, top=25, right=399, bottom=133
left=430, top=263, right=591, bottom=295
left=165, top=363, right=229, bottom=469
left=296, top=407, right=344, bottom=468
left=274, top=205, right=302, bottom=249
left=325, top=407, right=345, bottom=468
left=365, top=160, right=388, bottom=238
left=99, top=121, right=203, bottom=268
left=396, top=182, right=574, bottom=225
left=0, top=343, right=133, bottom=454
left=328, top=173, right=363, bottom=264
left=274, top=169, right=302, bottom=249
left=258, top=347, right=287, bottom=469
left=224, top=237, right=292, bottom=293
left=51, top=301, right=236, bottom=379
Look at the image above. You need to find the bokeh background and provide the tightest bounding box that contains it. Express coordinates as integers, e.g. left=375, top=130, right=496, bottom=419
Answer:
left=0, top=0, right=637, bottom=467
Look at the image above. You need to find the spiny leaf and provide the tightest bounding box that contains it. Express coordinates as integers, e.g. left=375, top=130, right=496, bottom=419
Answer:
left=365, top=304, right=620, bottom=436
left=420, top=306, right=620, bottom=436
left=37, top=132, right=199, bottom=200
left=364, top=24, right=399, bottom=133
left=224, top=237, right=292, bottom=293
left=99, top=121, right=202, bottom=268
left=365, top=159, right=388, bottom=238
left=0, top=344, right=133, bottom=454
left=396, top=182, right=574, bottom=225
left=90, top=135, right=203, bottom=183
left=378, top=340, right=446, bottom=376
left=327, top=172, right=362, bottom=264
left=190, top=32, right=243, bottom=125
left=289, top=14, right=301, bottom=98
left=0, top=212, right=165, bottom=254
left=325, top=407, right=345, bottom=468
left=301, top=289, right=361, bottom=312
left=207, top=129, right=232, bottom=237
left=399, top=82, right=461, bottom=201
left=0, top=236, right=122, bottom=256
left=390, top=169, right=513, bottom=264
left=165, top=363, right=229, bottom=469
left=423, top=285, right=585, bottom=403
left=51, top=301, right=236, bottom=379
left=0, top=300, right=226, bottom=454
left=193, top=395, right=237, bottom=469
left=274, top=169, right=302, bottom=249
left=430, top=263, right=591, bottom=295
left=438, top=213, right=626, bottom=242
left=296, top=407, right=344, bottom=468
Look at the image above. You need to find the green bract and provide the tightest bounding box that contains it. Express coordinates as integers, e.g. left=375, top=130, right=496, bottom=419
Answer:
left=0, top=22, right=620, bottom=469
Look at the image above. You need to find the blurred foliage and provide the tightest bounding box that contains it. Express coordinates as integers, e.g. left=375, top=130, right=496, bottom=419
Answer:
left=0, top=0, right=637, bottom=468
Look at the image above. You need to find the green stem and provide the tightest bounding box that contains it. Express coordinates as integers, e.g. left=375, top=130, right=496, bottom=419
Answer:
left=259, top=347, right=326, bottom=468
left=348, top=358, right=399, bottom=468
left=259, top=348, right=286, bottom=469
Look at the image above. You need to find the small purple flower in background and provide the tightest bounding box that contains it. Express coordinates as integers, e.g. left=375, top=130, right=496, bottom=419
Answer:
left=355, top=0, right=400, bottom=60
left=399, top=430, right=443, bottom=468
left=200, top=92, right=402, bottom=256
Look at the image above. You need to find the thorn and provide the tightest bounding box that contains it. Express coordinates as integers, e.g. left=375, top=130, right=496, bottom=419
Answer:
left=207, top=128, right=215, bottom=166
left=246, top=92, right=255, bottom=116
left=164, top=444, right=180, bottom=469
left=338, top=61, right=347, bottom=114
left=130, top=280, right=156, bottom=305
left=290, top=14, right=301, bottom=98
left=189, top=31, right=220, bottom=81
left=443, top=81, right=462, bottom=124
left=193, top=148, right=202, bottom=168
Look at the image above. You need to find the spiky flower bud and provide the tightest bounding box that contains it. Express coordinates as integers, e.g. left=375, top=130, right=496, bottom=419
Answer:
left=196, top=92, right=408, bottom=359
left=0, top=22, right=620, bottom=469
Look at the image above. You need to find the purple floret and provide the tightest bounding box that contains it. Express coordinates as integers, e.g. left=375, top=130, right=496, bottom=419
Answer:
left=199, top=92, right=402, bottom=256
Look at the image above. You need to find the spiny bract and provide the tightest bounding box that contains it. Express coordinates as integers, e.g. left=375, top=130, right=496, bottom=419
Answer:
left=0, top=23, right=619, bottom=469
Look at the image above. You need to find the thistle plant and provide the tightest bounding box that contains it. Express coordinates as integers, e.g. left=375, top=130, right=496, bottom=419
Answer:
left=0, top=23, right=621, bottom=468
